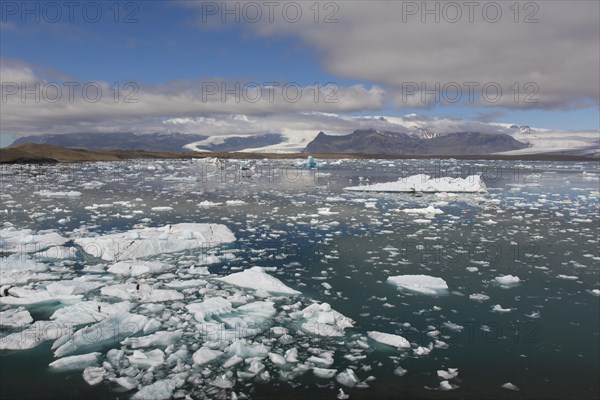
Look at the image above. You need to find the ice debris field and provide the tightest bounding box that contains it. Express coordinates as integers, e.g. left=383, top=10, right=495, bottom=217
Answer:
left=0, top=158, right=599, bottom=399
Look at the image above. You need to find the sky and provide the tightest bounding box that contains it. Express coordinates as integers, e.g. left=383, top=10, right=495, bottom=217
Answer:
left=0, top=0, right=599, bottom=147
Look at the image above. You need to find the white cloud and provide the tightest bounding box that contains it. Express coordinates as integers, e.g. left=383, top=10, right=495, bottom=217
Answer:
left=187, top=0, right=600, bottom=110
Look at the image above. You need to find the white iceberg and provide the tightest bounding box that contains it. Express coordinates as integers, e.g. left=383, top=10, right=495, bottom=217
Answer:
left=75, top=223, right=236, bottom=261
left=367, top=331, right=410, bottom=349
left=49, top=352, right=102, bottom=372
left=54, top=311, right=150, bottom=357
left=291, top=302, right=354, bottom=337
left=494, top=275, right=520, bottom=286
left=387, top=275, right=448, bottom=295
left=216, top=267, right=300, bottom=295
left=344, top=174, right=486, bottom=193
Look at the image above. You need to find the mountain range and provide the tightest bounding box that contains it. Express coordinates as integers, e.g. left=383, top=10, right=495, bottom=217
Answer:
left=302, top=129, right=529, bottom=155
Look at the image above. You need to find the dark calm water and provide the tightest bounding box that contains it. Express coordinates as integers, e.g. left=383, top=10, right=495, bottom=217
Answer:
left=1, top=158, right=599, bottom=399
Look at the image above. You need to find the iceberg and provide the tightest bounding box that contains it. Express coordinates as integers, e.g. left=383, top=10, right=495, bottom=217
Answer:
left=387, top=275, right=448, bottom=295
left=494, top=275, right=520, bottom=286
left=344, top=174, right=486, bottom=193
left=291, top=302, right=354, bottom=337
left=0, top=227, right=68, bottom=253
left=75, top=223, right=236, bottom=261
left=53, top=311, right=150, bottom=357
left=0, top=307, right=33, bottom=328
left=49, top=352, right=102, bottom=372
left=297, top=156, right=325, bottom=169
left=367, top=331, right=410, bottom=349
left=107, top=260, right=173, bottom=276
left=216, top=267, right=300, bottom=295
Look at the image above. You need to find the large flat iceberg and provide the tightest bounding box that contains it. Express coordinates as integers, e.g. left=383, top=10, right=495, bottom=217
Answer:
left=344, top=174, right=486, bottom=193
left=75, top=223, right=236, bottom=261
left=216, top=266, right=300, bottom=295
left=387, top=274, right=449, bottom=295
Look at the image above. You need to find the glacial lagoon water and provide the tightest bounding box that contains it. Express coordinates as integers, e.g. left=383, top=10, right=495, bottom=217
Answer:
left=0, top=158, right=598, bottom=399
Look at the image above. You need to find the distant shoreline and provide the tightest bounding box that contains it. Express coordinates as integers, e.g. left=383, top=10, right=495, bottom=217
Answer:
left=1, top=143, right=597, bottom=164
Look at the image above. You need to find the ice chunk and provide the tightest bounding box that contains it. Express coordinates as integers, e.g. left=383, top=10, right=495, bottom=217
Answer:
left=54, top=311, right=149, bottom=357
left=437, top=368, right=459, bottom=380
left=494, top=275, right=520, bottom=286
left=393, top=366, right=407, bottom=376
left=0, top=321, right=74, bottom=350
left=297, top=156, right=325, bottom=169
left=400, top=205, right=444, bottom=216
left=268, top=352, right=286, bottom=365
left=291, top=302, right=354, bottom=337
left=0, top=228, right=68, bottom=253
left=107, top=260, right=173, bottom=277
left=122, top=330, right=183, bottom=349
left=557, top=274, right=578, bottom=280
left=387, top=275, right=448, bottom=295
left=200, top=301, right=276, bottom=342
left=345, top=174, right=486, bottom=193
left=367, top=331, right=410, bottom=349
left=51, top=301, right=132, bottom=325
left=226, top=340, right=270, bottom=359
left=469, top=293, right=490, bottom=302
left=216, top=266, right=300, bottom=295
left=82, top=366, right=106, bottom=386
left=46, top=278, right=104, bottom=296
left=186, top=297, right=232, bottom=322
left=75, top=223, right=236, bottom=261
left=0, top=307, right=33, bottom=328
left=0, top=288, right=82, bottom=307
left=197, top=201, right=223, bottom=207
left=101, top=284, right=184, bottom=302
left=193, top=346, right=223, bottom=365
left=336, top=368, right=359, bottom=387
left=132, top=378, right=178, bottom=400
left=35, top=190, right=81, bottom=198
left=49, top=352, right=101, bottom=371
left=0, top=254, right=50, bottom=285
left=492, top=304, right=514, bottom=313
left=501, top=382, right=520, bottom=391
left=128, top=349, right=165, bottom=369
left=313, top=367, right=337, bottom=378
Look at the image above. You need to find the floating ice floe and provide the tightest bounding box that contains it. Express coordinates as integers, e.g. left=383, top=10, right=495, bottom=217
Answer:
left=0, top=254, right=51, bottom=285
left=501, top=382, right=520, bottom=391
left=75, top=223, right=236, bottom=261
left=49, top=352, right=101, bottom=372
left=492, top=304, right=514, bottom=313
left=50, top=301, right=133, bottom=325
left=197, top=200, right=223, bottom=207
left=290, top=302, right=354, bottom=337
left=0, top=227, right=68, bottom=253
left=297, top=156, right=325, bottom=169
left=437, top=368, right=459, bottom=380
left=387, top=275, right=449, bottom=295
left=53, top=311, right=151, bottom=357
left=107, top=260, right=173, bottom=276
left=216, top=266, right=300, bottom=295
left=344, top=174, right=486, bottom=193
left=367, top=331, right=410, bottom=349
left=101, top=283, right=184, bottom=302
left=469, top=293, right=490, bottom=302
left=494, top=275, right=520, bottom=286
left=557, top=274, right=578, bottom=280
left=400, top=205, right=444, bottom=216
left=0, top=307, right=33, bottom=328
left=35, top=190, right=82, bottom=198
